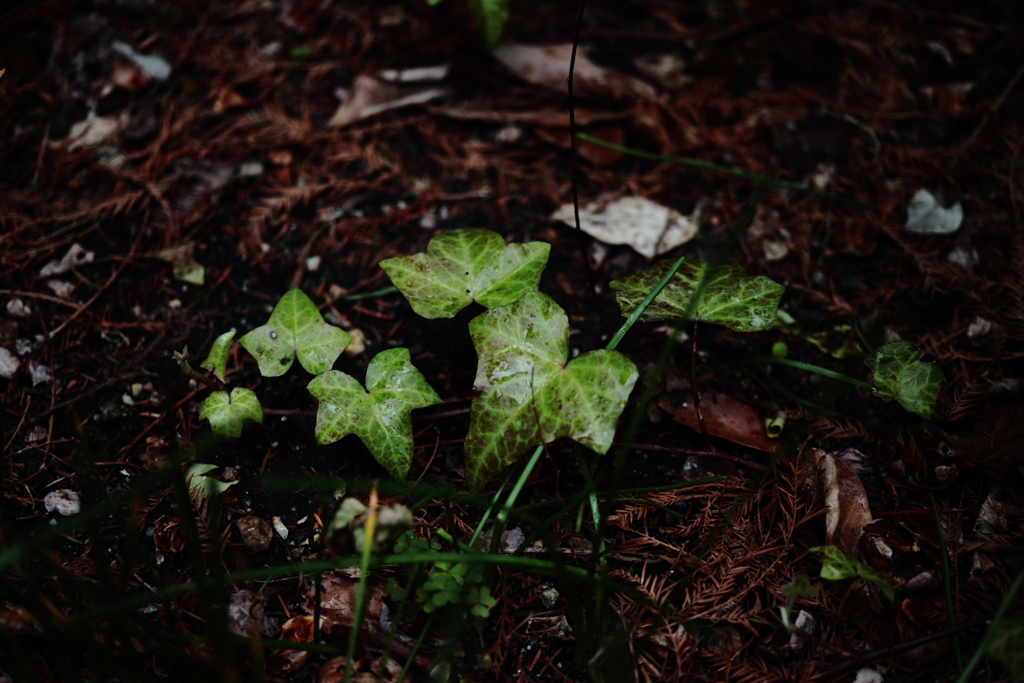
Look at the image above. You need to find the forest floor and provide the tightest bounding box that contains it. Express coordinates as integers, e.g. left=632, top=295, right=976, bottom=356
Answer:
left=1, top=0, right=1024, bottom=681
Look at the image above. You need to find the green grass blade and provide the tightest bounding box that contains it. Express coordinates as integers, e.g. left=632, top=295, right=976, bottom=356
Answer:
left=606, top=255, right=686, bottom=351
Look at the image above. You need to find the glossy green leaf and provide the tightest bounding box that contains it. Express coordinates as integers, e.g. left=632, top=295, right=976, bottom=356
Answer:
left=308, top=348, right=441, bottom=480
left=379, top=228, right=549, bottom=319
left=864, top=341, right=944, bottom=419
left=199, top=388, right=263, bottom=439
left=239, top=288, right=351, bottom=377
left=200, top=330, right=235, bottom=381
left=467, top=0, right=510, bottom=51
left=186, top=463, right=239, bottom=498
left=988, top=619, right=1024, bottom=683
left=810, top=545, right=895, bottom=601
left=464, top=292, right=639, bottom=491
left=610, top=259, right=784, bottom=331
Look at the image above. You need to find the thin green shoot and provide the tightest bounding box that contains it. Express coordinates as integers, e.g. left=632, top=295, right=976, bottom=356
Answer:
left=930, top=492, right=963, bottom=673
left=606, top=255, right=686, bottom=351
left=488, top=445, right=545, bottom=555
left=342, top=486, right=380, bottom=683
left=955, top=570, right=1024, bottom=683
left=751, top=356, right=873, bottom=389
left=578, top=133, right=867, bottom=206
left=341, top=285, right=399, bottom=301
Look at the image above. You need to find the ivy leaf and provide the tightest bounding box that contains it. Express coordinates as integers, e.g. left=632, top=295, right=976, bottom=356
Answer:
left=810, top=545, right=895, bottom=601
left=307, top=348, right=441, bottom=480
left=467, top=0, right=510, bottom=51
left=379, top=228, right=549, bottom=319
left=199, top=388, right=263, bottom=439
left=609, top=259, right=785, bottom=331
left=186, top=463, right=239, bottom=498
left=239, top=289, right=351, bottom=377
left=200, top=330, right=235, bottom=381
left=464, top=292, right=638, bottom=491
left=987, top=619, right=1024, bottom=682
left=864, top=341, right=944, bottom=419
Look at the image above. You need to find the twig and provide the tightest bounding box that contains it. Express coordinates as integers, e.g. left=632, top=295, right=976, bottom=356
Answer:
left=567, top=0, right=607, bottom=335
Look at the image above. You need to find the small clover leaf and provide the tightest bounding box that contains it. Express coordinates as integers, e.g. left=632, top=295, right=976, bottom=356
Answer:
left=239, top=288, right=351, bottom=377
left=467, top=585, right=498, bottom=619
left=200, top=330, right=235, bottom=381
left=379, top=228, right=550, bottom=319
left=610, top=259, right=784, bottom=331
left=199, top=388, right=263, bottom=439
left=810, top=545, right=895, bottom=601
left=464, top=291, right=639, bottom=491
left=865, top=341, right=944, bottom=419
left=308, top=348, right=441, bottom=480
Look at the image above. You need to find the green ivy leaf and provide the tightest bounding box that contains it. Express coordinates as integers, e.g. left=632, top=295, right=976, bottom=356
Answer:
left=810, top=545, right=895, bottom=601
left=239, top=289, right=351, bottom=377
left=308, top=348, right=441, bottom=480
left=186, top=463, right=239, bottom=498
left=200, top=330, right=236, bottom=381
left=199, top=388, right=263, bottom=439
left=467, top=0, right=511, bottom=51
left=609, top=259, right=785, bottom=331
left=379, top=228, right=549, bottom=319
left=987, top=619, right=1024, bottom=682
left=864, top=341, right=944, bottom=419
left=464, top=291, right=639, bottom=491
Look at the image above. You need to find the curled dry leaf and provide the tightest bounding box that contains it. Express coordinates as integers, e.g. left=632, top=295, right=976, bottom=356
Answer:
left=327, top=75, right=449, bottom=129
left=494, top=43, right=655, bottom=100
left=806, top=448, right=873, bottom=557
left=303, top=571, right=385, bottom=636
left=235, top=516, right=274, bottom=553
left=551, top=197, right=697, bottom=259
left=269, top=615, right=320, bottom=675
left=658, top=392, right=776, bottom=452
left=317, top=655, right=410, bottom=683
left=227, top=589, right=273, bottom=637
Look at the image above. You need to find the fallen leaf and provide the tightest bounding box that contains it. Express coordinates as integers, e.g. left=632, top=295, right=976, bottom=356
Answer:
left=212, top=85, right=250, bottom=114
left=551, top=196, right=696, bottom=258
left=658, top=392, right=776, bottom=452
left=303, top=571, right=385, bottom=636
left=155, top=242, right=205, bottom=285
left=327, top=75, right=449, bottom=129
left=66, top=113, right=128, bottom=151
left=235, top=516, right=274, bottom=553
left=228, top=590, right=273, bottom=637
left=39, top=244, right=94, bottom=278
left=904, top=189, right=962, bottom=235
left=494, top=43, right=655, bottom=100
left=807, top=448, right=873, bottom=556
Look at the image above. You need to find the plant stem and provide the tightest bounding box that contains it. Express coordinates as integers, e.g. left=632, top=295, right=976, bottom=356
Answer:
left=929, top=491, right=963, bottom=672
left=690, top=319, right=716, bottom=453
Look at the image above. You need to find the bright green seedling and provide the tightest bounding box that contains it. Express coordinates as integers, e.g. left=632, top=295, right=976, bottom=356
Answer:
left=610, top=259, right=784, bottom=331
left=864, top=341, right=944, bottom=419
left=200, top=330, right=235, bottom=381
left=410, top=561, right=496, bottom=618
left=810, top=545, right=895, bottom=601
left=239, top=288, right=351, bottom=377
left=987, top=619, right=1024, bottom=682
left=426, top=0, right=510, bottom=51
left=186, top=463, right=239, bottom=498
left=199, top=387, right=263, bottom=439
left=779, top=574, right=820, bottom=631
left=379, top=228, right=549, bottom=319
left=307, top=348, right=441, bottom=480
left=464, top=291, right=638, bottom=491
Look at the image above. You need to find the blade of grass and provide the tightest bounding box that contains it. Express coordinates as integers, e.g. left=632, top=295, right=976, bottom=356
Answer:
left=606, top=255, right=687, bottom=351
left=955, top=569, right=1024, bottom=683
left=578, top=133, right=866, bottom=207
left=930, top=491, right=963, bottom=673
left=749, top=356, right=873, bottom=389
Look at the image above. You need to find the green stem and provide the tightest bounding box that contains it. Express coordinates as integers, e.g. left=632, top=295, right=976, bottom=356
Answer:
left=750, top=356, right=873, bottom=389
left=955, top=570, right=1024, bottom=683
left=578, top=134, right=866, bottom=207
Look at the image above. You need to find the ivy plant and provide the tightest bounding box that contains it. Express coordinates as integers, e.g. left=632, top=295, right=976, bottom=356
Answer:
left=308, top=348, right=442, bottom=480
left=610, top=259, right=784, bottom=331
left=810, top=545, right=895, bottom=601
left=379, top=228, right=549, bottom=319
left=462, top=291, right=638, bottom=491
left=239, top=288, right=351, bottom=377
left=198, top=387, right=262, bottom=439
left=864, top=341, right=944, bottom=419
